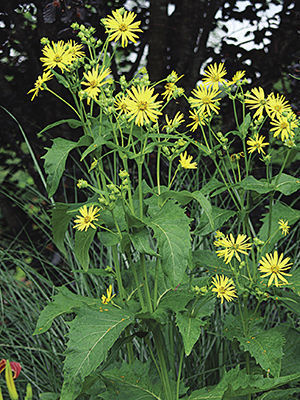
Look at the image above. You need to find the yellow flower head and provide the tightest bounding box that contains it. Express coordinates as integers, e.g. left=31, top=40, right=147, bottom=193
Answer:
left=162, top=71, right=184, bottom=101
left=114, top=93, right=129, bottom=115
left=258, top=250, right=292, bottom=287
left=266, top=92, right=292, bottom=119
left=247, top=133, right=269, bottom=155
left=179, top=151, right=197, bottom=169
left=73, top=205, right=100, bottom=232
left=163, top=111, right=185, bottom=132
left=278, top=219, right=290, bottom=236
left=214, top=233, right=252, bottom=264
left=27, top=71, right=53, bottom=101
left=101, top=284, right=116, bottom=304
left=40, top=41, right=73, bottom=72
left=186, top=110, right=208, bottom=132
left=66, top=40, right=85, bottom=60
left=103, top=9, right=142, bottom=47
left=244, top=87, right=268, bottom=119
left=189, top=85, right=221, bottom=115
left=81, top=65, right=111, bottom=104
left=125, top=86, right=162, bottom=126
left=211, top=275, right=237, bottom=304
left=226, top=70, right=246, bottom=86
left=270, top=115, right=297, bottom=141
left=202, top=62, right=227, bottom=89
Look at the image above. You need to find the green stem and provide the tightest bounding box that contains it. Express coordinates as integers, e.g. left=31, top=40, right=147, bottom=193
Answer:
left=46, top=87, right=80, bottom=118
left=112, top=245, right=125, bottom=304
left=176, top=347, right=184, bottom=400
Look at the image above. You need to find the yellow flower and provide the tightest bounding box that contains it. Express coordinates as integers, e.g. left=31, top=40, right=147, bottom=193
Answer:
left=202, top=62, right=227, bottom=89
left=179, top=151, right=197, bottom=169
left=278, top=219, right=290, bottom=236
left=162, top=71, right=184, bottom=101
left=186, top=110, right=207, bottom=132
left=66, top=40, right=85, bottom=60
left=247, top=133, right=269, bottom=155
left=189, top=85, right=221, bottom=115
left=27, top=71, right=53, bottom=101
left=125, top=86, right=162, bottom=126
left=81, top=65, right=111, bottom=104
left=101, top=284, right=116, bottom=304
left=226, top=70, right=246, bottom=86
left=270, top=115, right=297, bottom=141
left=244, top=87, right=268, bottom=119
left=40, top=41, right=73, bottom=72
left=73, top=205, right=100, bottom=232
left=214, top=233, right=251, bottom=264
left=266, top=92, right=292, bottom=119
left=211, top=275, right=237, bottom=304
left=103, top=9, right=142, bottom=47
left=163, top=111, right=185, bottom=132
left=258, top=250, right=292, bottom=287
left=114, top=93, right=129, bottom=115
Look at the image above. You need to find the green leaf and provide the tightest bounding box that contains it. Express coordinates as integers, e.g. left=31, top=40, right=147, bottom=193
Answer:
left=176, top=296, right=215, bottom=356
left=80, top=133, right=111, bottom=161
left=195, top=206, right=235, bottom=236
left=34, top=286, right=100, bottom=334
left=272, top=173, right=300, bottom=195
left=74, top=228, right=97, bottom=271
left=98, top=230, right=120, bottom=247
left=130, top=228, right=159, bottom=256
left=238, top=112, right=251, bottom=138
left=51, top=203, right=73, bottom=256
left=224, top=315, right=285, bottom=377
left=37, top=119, right=83, bottom=137
left=257, top=388, right=300, bottom=400
left=101, top=360, right=163, bottom=399
left=191, top=191, right=214, bottom=229
left=239, top=176, right=273, bottom=194
left=42, top=136, right=90, bottom=197
left=189, top=367, right=300, bottom=399
left=39, top=393, right=60, bottom=400
left=147, top=200, right=191, bottom=287
left=63, top=305, right=134, bottom=381
left=199, top=178, right=224, bottom=196
left=192, top=250, right=231, bottom=275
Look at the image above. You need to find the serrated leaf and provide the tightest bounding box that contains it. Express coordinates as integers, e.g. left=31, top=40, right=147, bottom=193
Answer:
left=195, top=206, right=235, bottom=235
left=130, top=228, right=159, bottom=256
left=147, top=200, right=191, bottom=287
left=101, top=360, right=163, bottom=399
left=257, top=388, right=300, bottom=400
left=239, top=176, right=273, bottom=194
left=42, top=136, right=90, bottom=197
left=34, top=286, right=100, bottom=334
left=224, top=315, right=285, bottom=377
left=272, top=173, right=300, bottom=195
left=192, top=250, right=231, bottom=275
left=176, top=296, right=215, bottom=356
left=75, top=228, right=97, bottom=271
left=64, top=305, right=133, bottom=381
left=192, top=191, right=214, bottom=229
left=51, top=203, right=73, bottom=256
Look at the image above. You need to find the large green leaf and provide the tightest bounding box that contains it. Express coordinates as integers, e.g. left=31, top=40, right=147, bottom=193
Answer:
left=257, top=388, right=300, bottom=400
left=194, top=206, right=236, bottom=236
left=146, top=200, right=191, bottom=287
left=51, top=202, right=73, bottom=256
left=42, top=136, right=90, bottom=197
left=189, top=367, right=300, bottom=399
left=34, top=286, right=100, bottom=334
left=239, top=176, right=273, bottom=194
left=101, top=360, right=163, bottom=399
left=63, top=305, right=133, bottom=381
left=192, top=250, right=231, bottom=275
left=75, top=228, right=97, bottom=271
left=272, top=173, right=300, bottom=195
left=224, top=315, right=285, bottom=377
left=130, top=228, right=159, bottom=256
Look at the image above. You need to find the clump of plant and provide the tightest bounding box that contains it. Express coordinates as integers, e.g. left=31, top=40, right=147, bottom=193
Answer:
left=22, top=7, right=300, bottom=399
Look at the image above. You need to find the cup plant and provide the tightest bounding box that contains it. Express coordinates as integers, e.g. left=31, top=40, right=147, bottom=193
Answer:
left=27, top=7, right=300, bottom=400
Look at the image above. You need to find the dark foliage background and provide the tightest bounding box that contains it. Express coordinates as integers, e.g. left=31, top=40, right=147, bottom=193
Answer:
left=0, top=0, right=299, bottom=239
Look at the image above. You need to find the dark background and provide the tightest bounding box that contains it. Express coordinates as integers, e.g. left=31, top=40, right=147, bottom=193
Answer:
left=0, top=0, right=299, bottom=240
